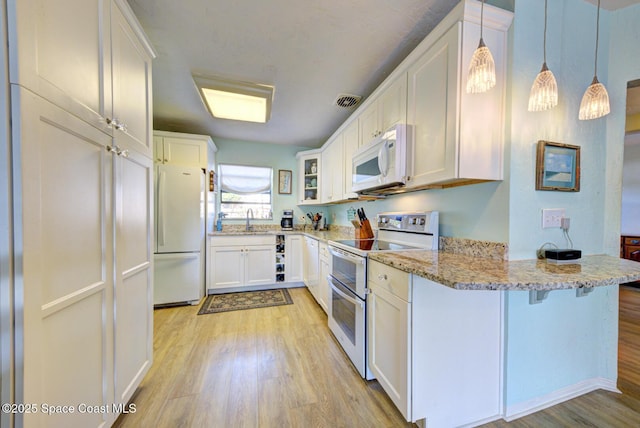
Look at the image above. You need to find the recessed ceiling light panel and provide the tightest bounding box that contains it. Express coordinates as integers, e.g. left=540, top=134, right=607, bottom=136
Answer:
left=193, top=73, right=274, bottom=123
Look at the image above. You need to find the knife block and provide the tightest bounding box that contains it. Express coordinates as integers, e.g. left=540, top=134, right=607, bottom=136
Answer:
left=356, top=220, right=374, bottom=239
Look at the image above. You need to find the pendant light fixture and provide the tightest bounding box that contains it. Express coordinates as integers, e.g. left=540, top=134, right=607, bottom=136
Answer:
left=466, top=0, right=496, bottom=94
left=578, top=0, right=610, bottom=120
left=528, top=0, right=558, bottom=111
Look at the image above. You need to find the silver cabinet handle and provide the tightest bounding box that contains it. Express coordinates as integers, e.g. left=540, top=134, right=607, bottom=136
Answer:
left=377, top=274, right=388, bottom=281
left=119, top=149, right=129, bottom=158
left=106, top=145, right=117, bottom=153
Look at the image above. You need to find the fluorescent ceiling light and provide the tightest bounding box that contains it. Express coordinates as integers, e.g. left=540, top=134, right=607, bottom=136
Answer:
left=193, top=74, right=274, bottom=123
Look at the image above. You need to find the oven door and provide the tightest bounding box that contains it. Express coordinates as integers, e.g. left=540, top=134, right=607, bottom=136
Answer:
left=328, top=245, right=366, bottom=299
left=327, top=275, right=368, bottom=379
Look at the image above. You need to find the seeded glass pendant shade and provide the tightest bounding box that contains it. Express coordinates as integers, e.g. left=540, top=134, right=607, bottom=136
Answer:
left=466, top=0, right=496, bottom=94
left=579, top=0, right=610, bottom=120
left=528, top=0, right=558, bottom=111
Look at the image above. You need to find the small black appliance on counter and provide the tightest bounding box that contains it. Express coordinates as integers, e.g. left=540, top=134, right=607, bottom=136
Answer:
left=280, top=209, right=293, bottom=230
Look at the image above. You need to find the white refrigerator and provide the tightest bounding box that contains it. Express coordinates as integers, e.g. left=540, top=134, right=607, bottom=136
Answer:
left=154, top=164, right=205, bottom=305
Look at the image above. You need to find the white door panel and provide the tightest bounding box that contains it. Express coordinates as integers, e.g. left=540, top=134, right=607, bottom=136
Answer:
left=155, top=165, right=204, bottom=253
left=114, top=149, right=153, bottom=406
left=154, top=253, right=202, bottom=304
left=16, top=87, right=113, bottom=428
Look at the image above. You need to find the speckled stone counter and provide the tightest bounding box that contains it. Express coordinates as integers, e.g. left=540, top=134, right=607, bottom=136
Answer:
left=208, top=227, right=351, bottom=243
left=368, top=251, right=640, bottom=291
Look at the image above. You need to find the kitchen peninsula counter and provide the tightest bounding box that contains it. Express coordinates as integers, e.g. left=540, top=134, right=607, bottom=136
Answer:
left=368, top=251, right=640, bottom=291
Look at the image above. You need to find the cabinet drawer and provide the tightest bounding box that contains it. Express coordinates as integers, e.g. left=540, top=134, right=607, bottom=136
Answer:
left=210, top=234, right=275, bottom=247
left=624, top=237, right=640, bottom=246
left=624, top=246, right=640, bottom=262
left=368, top=260, right=410, bottom=301
left=319, top=242, right=330, bottom=262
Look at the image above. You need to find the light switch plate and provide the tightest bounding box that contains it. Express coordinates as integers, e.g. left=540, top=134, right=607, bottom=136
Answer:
left=542, top=208, right=565, bottom=228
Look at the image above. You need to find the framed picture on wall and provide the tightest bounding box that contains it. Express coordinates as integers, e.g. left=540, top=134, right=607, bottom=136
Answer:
left=535, top=140, right=580, bottom=192
left=278, top=169, right=292, bottom=194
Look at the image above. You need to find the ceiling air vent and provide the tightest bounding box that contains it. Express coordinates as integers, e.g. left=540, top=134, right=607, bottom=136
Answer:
left=334, top=94, right=362, bottom=109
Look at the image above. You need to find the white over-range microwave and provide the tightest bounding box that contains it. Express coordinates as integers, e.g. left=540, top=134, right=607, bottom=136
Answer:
left=351, top=124, right=411, bottom=195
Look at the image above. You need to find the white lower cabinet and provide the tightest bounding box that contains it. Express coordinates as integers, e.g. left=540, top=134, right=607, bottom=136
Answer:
left=284, top=235, right=304, bottom=283
left=303, top=236, right=320, bottom=300
left=368, top=260, right=503, bottom=427
left=368, top=260, right=411, bottom=419
left=316, top=242, right=331, bottom=313
left=209, top=235, right=275, bottom=291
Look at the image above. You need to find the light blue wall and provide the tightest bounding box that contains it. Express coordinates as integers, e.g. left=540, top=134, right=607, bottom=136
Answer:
left=214, top=138, right=328, bottom=227
left=503, top=0, right=639, bottom=412
left=507, top=0, right=610, bottom=261
left=328, top=181, right=510, bottom=242
left=505, top=287, right=619, bottom=409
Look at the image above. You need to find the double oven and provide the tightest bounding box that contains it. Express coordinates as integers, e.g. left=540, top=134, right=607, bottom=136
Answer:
left=327, top=211, right=439, bottom=379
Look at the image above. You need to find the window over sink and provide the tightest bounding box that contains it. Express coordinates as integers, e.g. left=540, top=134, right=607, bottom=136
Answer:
left=219, top=164, right=273, bottom=219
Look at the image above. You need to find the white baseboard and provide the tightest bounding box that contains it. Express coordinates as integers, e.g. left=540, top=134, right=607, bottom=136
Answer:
left=505, top=377, right=620, bottom=421
left=207, top=282, right=304, bottom=295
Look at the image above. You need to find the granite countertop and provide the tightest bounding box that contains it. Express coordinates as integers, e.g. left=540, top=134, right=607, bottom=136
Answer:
left=208, top=228, right=352, bottom=243
left=368, top=251, right=640, bottom=291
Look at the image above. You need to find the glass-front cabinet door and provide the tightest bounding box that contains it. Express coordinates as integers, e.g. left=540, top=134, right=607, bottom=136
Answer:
left=297, top=151, right=321, bottom=205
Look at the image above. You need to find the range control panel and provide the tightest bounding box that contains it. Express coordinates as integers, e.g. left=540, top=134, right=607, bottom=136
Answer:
left=377, top=211, right=439, bottom=235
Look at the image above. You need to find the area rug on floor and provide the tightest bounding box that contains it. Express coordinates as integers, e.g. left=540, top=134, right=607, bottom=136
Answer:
left=198, top=289, right=293, bottom=315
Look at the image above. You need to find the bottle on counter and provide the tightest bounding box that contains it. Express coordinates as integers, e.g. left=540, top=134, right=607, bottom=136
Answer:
left=216, top=212, right=224, bottom=231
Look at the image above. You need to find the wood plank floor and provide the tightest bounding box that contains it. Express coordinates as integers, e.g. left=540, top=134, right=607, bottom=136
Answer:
left=113, top=287, right=412, bottom=428
left=115, top=285, right=640, bottom=428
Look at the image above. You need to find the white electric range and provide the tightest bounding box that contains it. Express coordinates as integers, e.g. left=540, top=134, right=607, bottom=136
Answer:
left=327, top=211, right=439, bottom=379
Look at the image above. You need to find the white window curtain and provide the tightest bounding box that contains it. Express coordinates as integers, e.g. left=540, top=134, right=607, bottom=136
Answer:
left=219, top=164, right=271, bottom=194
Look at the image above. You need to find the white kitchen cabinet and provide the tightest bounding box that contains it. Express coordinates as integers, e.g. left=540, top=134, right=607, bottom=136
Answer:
left=17, top=87, right=115, bottom=428
left=303, top=236, right=320, bottom=300
left=209, top=235, right=276, bottom=291
left=297, top=151, right=322, bottom=205
left=7, top=1, right=155, bottom=425
left=367, top=259, right=503, bottom=427
left=407, top=4, right=511, bottom=190
left=317, top=242, right=331, bottom=313
left=285, top=235, right=304, bottom=284
left=321, top=135, right=344, bottom=203
left=8, top=0, right=111, bottom=133
left=153, top=130, right=211, bottom=168
left=358, top=75, right=407, bottom=146
left=110, top=0, right=154, bottom=158
left=368, top=260, right=411, bottom=419
left=9, top=0, right=155, bottom=158
left=342, top=119, right=359, bottom=199
left=114, top=146, right=153, bottom=407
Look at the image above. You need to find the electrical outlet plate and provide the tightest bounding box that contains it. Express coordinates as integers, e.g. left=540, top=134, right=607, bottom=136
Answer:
left=542, top=208, right=565, bottom=228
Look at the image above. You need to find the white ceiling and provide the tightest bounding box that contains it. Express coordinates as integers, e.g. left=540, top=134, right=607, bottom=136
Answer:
left=129, top=0, right=639, bottom=149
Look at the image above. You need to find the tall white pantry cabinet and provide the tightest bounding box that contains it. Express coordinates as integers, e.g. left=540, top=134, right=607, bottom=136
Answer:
left=3, top=0, right=156, bottom=427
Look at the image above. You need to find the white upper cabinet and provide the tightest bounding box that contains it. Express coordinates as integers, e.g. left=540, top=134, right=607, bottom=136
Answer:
left=297, top=151, right=321, bottom=205
left=153, top=131, right=212, bottom=168
left=295, top=0, right=512, bottom=206
left=359, top=75, right=407, bottom=147
left=8, top=0, right=155, bottom=156
left=110, top=0, right=154, bottom=157
left=8, top=0, right=111, bottom=132
left=342, top=119, right=359, bottom=199
left=321, top=135, right=344, bottom=203
left=407, top=2, right=512, bottom=190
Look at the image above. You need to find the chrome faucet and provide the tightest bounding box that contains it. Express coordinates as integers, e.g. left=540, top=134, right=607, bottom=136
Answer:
left=246, top=208, right=254, bottom=231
